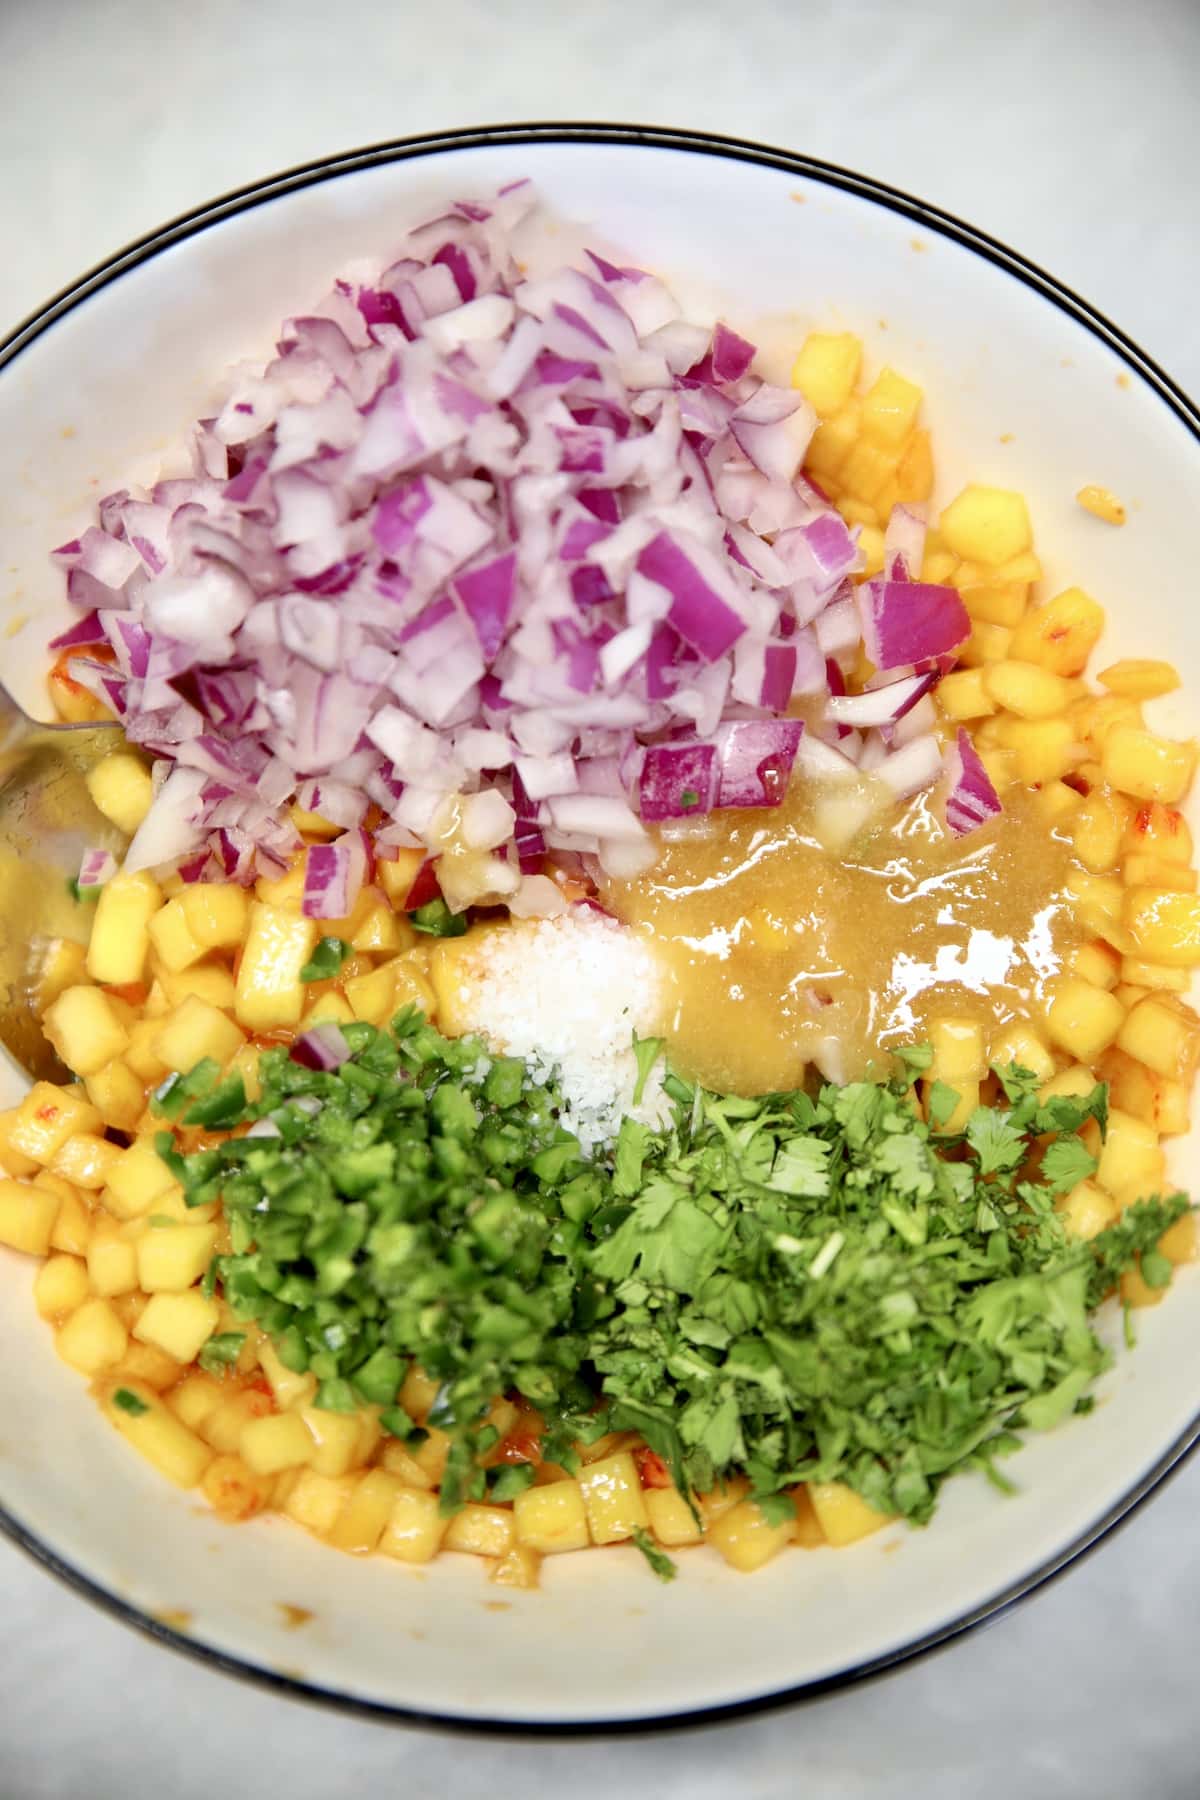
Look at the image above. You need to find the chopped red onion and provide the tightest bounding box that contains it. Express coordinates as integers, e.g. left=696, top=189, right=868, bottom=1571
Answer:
left=49, top=183, right=996, bottom=885
left=289, top=1022, right=353, bottom=1071
left=945, top=727, right=1003, bottom=835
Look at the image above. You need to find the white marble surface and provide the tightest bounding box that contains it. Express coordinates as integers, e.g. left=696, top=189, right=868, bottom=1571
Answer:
left=2, top=0, right=1199, bottom=1792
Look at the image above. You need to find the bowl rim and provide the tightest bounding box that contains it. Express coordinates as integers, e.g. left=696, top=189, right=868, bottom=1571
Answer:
left=2, top=119, right=1199, bottom=1737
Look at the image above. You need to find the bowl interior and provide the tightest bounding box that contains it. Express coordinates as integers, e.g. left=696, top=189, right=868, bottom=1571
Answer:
left=0, top=133, right=1197, bottom=1727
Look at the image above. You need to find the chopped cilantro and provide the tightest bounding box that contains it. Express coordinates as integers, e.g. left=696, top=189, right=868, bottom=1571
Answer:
left=632, top=1529, right=678, bottom=1582
left=300, top=937, right=352, bottom=983
left=113, top=1388, right=150, bottom=1416
left=160, top=1022, right=1190, bottom=1527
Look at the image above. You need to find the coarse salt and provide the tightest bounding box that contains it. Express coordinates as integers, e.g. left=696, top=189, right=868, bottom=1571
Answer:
left=449, top=910, right=668, bottom=1152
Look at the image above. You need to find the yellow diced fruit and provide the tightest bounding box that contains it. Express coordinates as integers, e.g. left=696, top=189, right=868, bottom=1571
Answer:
left=239, top=1410, right=315, bottom=1476
left=1056, top=1179, right=1118, bottom=1240
left=169, top=1373, right=225, bottom=1432
left=707, top=1499, right=794, bottom=1573
left=1040, top=1064, right=1100, bottom=1103
left=6, top=1083, right=103, bottom=1166
left=279, top=1469, right=355, bottom=1536
left=990, top=1023, right=1055, bottom=1083
left=299, top=1406, right=371, bottom=1479
left=894, top=428, right=934, bottom=503
left=1076, top=484, right=1126, bottom=526
left=1117, top=996, right=1200, bottom=1083
left=133, top=1290, right=221, bottom=1363
left=1044, top=976, right=1125, bottom=1061
left=860, top=367, right=922, bottom=448
left=376, top=850, right=426, bottom=910
left=443, top=1503, right=517, bottom=1559
left=1119, top=958, right=1188, bottom=994
left=290, top=804, right=342, bottom=841
left=100, top=1381, right=212, bottom=1487
left=377, top=1441, right=435, bottom=1489
left=0, top=1110, right=39, bottom=1180
left=234, top=903, right=318, bottom=1031
left=696, top=1478, right=750, bottom=1528
left=136, top=1220, right=219, bottom=1292
left=940, top=484, right=1032, bottom=567
left=0, top=1177, right=60, bottom=1255
left=958, top=621, right=1013, bottom=668
left=1096, top=1108, right=1164, bottom=1198
left=994, top=718, right=1079, bottom=784
left=84, top=1060, right=146, bottom=1134
left=161, top=963, right=238, bottom=1011
left=180, top=883, right=250, bottom=949
left=1072, top=791, right=1130, bottom=874
left=513, top=1479, right=591, bottom=1554
left=305, top=991, right=355, bottom=1026
left=1008, top=587, right=1105, bottom=676
left=1072, top=695, right=1143, bottom=756
left=153, top=996, right=245, bottom=1075
left=1121, top=855, right=1196, bottom=894
left=1102, top=727, right=1196, bottom=806
left=328, top=1470, right=401, bottom=1555
left=837, top=495, right=879, bottom=530
left=1071, top=940, right=1120, bottom=990
left=808, top=1481, right=894, bottom=1547
left=1122, top=802, right=1193, bottom=866
left=51, top=1132, right=122, bottom=1192
left=805, top=400, right=861, bottom=479
left=350, top=898, right=414, bottom=956
left=123, top=1019, right=169, bottom=1085
left=34, top=1252, right=89, bottom=1318
left=114, top=1342, right=183, bottom=1392
left=1120, top=1262, right=1169, bottom=1309
left=1124, top=890, right=1200, bottom=967
left=791, top=1485, right=826, bottom=1548
left=857, top=524, right=885, bottom=577
left=577, top=1451, right=650, bottom=1546
left=839, top=439, right=897, bottom=505
left=937, top=669, right=995, bottom=721
left=790, top=331, right=862, bottom=418
left=961, top=582, right=1028, bottom=629
left=35, top=937, right=89, bottom=1012
left=378, top=1486, right=450, bottom=1563
left=86, top=870, right=162, bottom=986
left=42, top=986, right=130, bottom=1077
left=342, top=964, right=401, bottom=1027
left=85, top=751, right=154, bottom=834
left=398, top=1363, right=442, bottom=1421
left=982, top=660, right=1076, bottom=719
left=253, top=860, right=307, bottom=910
left=200, top=1454, right=273, bottom=1521
left=929, top=1018, right=986, bottom=1083
left=644, top=1486, right=704, bottom=1548
left=56, top=1296, right=128, bottom=1373
left=102, top=1139, right=177, bottom=1221
left=258, top=1337, right=317, bottom=1411
left=489, top=1546, right=542, bottom=1590
left=408, top=1426, right=450, bottom=1486
left=47, top=1185, right=93, bottom=1256
left=1035, top=780, right=1084, bottom=827
left=1099, top=658, right=1180, bottom=700
left=86, top=1220, right=140, bottom=1296
left=1159, top=1214, right=1197, bottom=1266
left=148, top=898, right=208, bottom=973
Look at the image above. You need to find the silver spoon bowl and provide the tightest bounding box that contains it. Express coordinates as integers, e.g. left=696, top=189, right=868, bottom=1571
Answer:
left=0, top=681, right=124, bottom=1081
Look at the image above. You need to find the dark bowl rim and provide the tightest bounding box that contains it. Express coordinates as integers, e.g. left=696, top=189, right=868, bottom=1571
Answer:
left=2, top=118, right=1198, bottom=1739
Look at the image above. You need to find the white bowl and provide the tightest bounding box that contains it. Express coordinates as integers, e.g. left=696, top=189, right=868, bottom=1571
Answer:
left=1, top=125, right=1198, bottom=1731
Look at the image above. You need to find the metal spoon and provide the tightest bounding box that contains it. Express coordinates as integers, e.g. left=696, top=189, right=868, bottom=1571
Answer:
left=0, top=680, right=124, bottom=1081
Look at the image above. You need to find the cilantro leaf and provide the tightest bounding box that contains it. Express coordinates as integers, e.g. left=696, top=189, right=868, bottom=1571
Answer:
left=632, top=1529, right=678, bottom=1582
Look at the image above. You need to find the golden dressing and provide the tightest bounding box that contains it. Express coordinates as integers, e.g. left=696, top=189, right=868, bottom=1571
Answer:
left=604, top=782, right=1081, bottom=1094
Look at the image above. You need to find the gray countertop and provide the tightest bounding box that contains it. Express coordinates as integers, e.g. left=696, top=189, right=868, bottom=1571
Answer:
left=2, top=1, right=1199, bottom=1792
